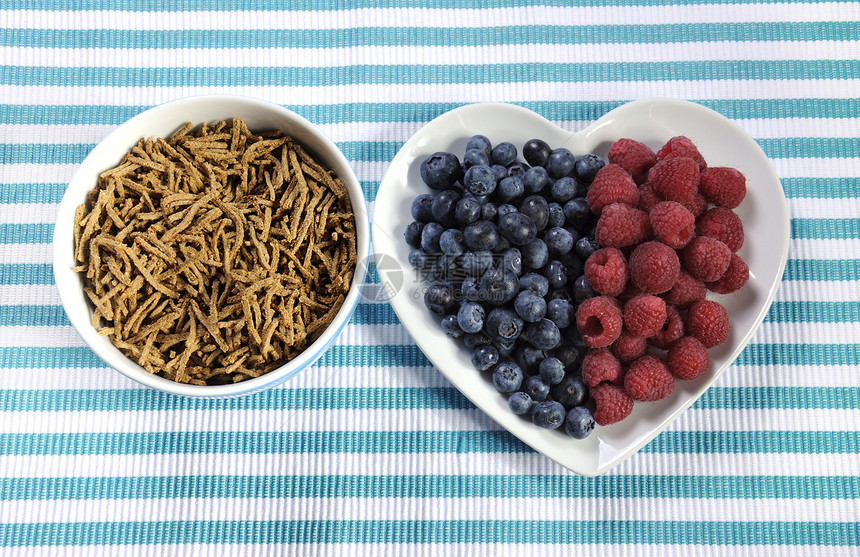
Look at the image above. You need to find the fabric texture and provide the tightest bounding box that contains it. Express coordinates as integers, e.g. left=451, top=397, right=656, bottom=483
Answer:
left=1, top=1, right=859, bottom=555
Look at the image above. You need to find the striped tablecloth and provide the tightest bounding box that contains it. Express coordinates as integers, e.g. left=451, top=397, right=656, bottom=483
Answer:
left=1, top=1, right=858, bottom=555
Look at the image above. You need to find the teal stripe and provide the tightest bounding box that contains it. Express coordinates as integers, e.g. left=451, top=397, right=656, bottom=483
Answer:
left=791, top=219, right=860, bottom=240
left=0, top=519, right=856, bottom=546
left=0, top=223, right=53, bottom=244
left=3, top=22, right=856, bottom=49
left=3, top=136, right=857, bottom=165
left=1, top=474, right=856, bottom=501
left=0, top=430, right=857, bottom=457
left=13, top=258, right=858, bottom=285
left=782, top=178, right=860, bottom=198
left=3, top=61, right=857, bottom=87
left=764, top=301, right=860, bottom=323
left=0, top=343, right=859, bottom=370
left=0, top=0, right=842, bottom=10
left=0, top=386, right=854, bottom=413
left=2, top=99, right=859, bottom=126
left=0, top=183, right=67, bottom=204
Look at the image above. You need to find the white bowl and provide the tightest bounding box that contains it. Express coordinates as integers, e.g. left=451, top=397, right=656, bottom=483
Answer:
left=373, top=99, right=789, bottom=475
left=53, top=95, right=370, bottom=397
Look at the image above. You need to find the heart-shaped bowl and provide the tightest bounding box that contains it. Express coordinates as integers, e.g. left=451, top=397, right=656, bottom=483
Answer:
left=373, top=99, right=789, bottom=476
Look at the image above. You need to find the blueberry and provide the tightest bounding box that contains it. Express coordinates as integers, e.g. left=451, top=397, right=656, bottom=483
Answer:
left=431, top=254, right=463, bottom=283
left=454, top=196, right=481, bottom=225
left=564, top=406, right=595, bottom=439
left=574, top=235, right=599, bottom=260
left=491, top=141, right=517, bottom=166
left=538, top=357, right=565, bottom=385
left=420, top=152, right=462, bottom=190
left=518, top=195, right=549, bottom=231
left=498, top=211, right=538, bottom=246
left=457, top=301, right=486, bottom=333
left=543, top=226, right=574, bottom=255
left=507, top=162, right=530, bottom=179
left=471, top=344, right=499, bottom=372
left=463, top=220, right=499, bottom=251
left=404, top=220, right=424, bottom=248
left=553, top=344, right=584, bottom=372
left=532, top=400, right=566, bottom=429
left=514, top=343, right=546, bottom=375
left=497, top=176, right=525, bottom=202
left=466, top=135, right=492, bottom=156
left=520, top=238, right=549, bottom=270
left=461, top=250, right=494, bottom=276
left=563, top=197, right=592, bottom=231
left=479, top=201, right=497, bottom=220
left=423, top=283, right=456, bottom=314
left=485, top=307, right=524, bottom=341
left=431, top=189, right=461, bottom=227
left=494, top=338, right=517, bottom=357
left=420, top=222, right=444, bottom=253
left=438, top=229, right=464, bottom=256
left=574, top=153, right=605, bottom=183
left=573, top=274, right=598, bottom=304
left=551, top=374, right=588, bottom=409
left=502, top=248, right=523, bottom=277
left=522, top=138, right=552, bottom=167
left=496, top=203, right=518, bottom=218
left=408, top=248, right=430, bottom=270
left=464, top=331, right=493, bottom=349
left=543, top=260, right=567, bottom=289
left=523, top=375, right=551, bottom=402
left=546, top=148, right=576, bottom=179
left=525, top=318, right=561, bottom=350
left=460, top=276, right=480, bottom=301
left=491, top=164, right=509, bottom=183
left=518, top=272, right=549, bottom=296
left=463, top=148, right=490, bottom=169
left=479, top=267, right=518, bottom=306
left=508, top=391, right=534, bottom=415
left=547, top=202, right=565, bottom=228
left=492, top=361, right=524, bottom=393
left=514, top=290, right=547, bottom=323
left=463, top=164, right=497, bottom=196
left=522, top=165, right=550, bottom=194
left=411, top=194, right=435, bottom=223
left=551, top=176, right=579, bottom=203
left=558, top=250, right=584, bottom=279
left=441, top=314, right=464, bottom=338
left=546, top=298, right=574, bottom=329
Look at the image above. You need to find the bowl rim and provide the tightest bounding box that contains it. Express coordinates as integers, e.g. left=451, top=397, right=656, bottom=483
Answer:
left=52, top=94, right=370, bottom=398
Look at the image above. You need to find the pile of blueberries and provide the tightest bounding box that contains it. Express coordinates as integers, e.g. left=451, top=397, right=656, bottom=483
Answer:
left=404, top=135, right=607, bottom=439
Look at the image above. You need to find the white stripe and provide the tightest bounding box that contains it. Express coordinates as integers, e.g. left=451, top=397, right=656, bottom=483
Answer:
left=2, top=80, right=860, bottom=109
left=790, top=239, right=860, bottom=263
left=776, top=281, right=860, bottom=303
left=0, top=243, right=53, bottom=263
left=1, top=449, right=858, bottom=481
left=1, top=5, right=854, bottom=30
left=787, top=198, right=860, bottom=219
left=0, top=203, right=58, bottom=223
left=0, top=492, right=856, bottom=525
left=0, top=285, right=60, bottom=305
left=3, top=40, right=859, bottom=69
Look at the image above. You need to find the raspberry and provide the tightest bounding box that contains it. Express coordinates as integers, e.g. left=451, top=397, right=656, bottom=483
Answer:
left=699, top=167, right=746, bottom=209
left=682, top=236, right=731, bottom=282
left=623, top=355, right=674, bottom=402
left=611, top=328, right=649, bottom=364
left=637, top=182, right=664, bottom=212
left=648, top=304, right=685, bottom=350
left=667, top=336, right=710, bottom=380
left=697, top=206, right=744, bottom=252
left=681, top=192, right=709, bottom=219
left=591, top=383, right=634, bottom=425
left=587, top=164, right=639, bottom=215
left=581, top=349, right=623, bottom=387
left=687, top=299, right=730, bottom=348
left=649, top=201, right=696, bottom=249
left=576, top=296, right=623, bottom=348
left=664, top=270, right=706, bottom=309
left=656, top=136, right=707, bottom=171
left=608, top=138, right=657, bottom=184
left=645, top=157, right=700, bottom=204
left=628, top=241, right=681, bottom=294
left=595, top=203, right=652, bottom=248
left=584, top=247, right=629, bottom=296
left=623, top=294, right=667, bottom=338
left=705, top=252, right=749, bottom=294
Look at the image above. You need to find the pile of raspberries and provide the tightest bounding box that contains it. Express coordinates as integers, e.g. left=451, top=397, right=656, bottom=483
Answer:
left=575, top=136, right=749, bottom=426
